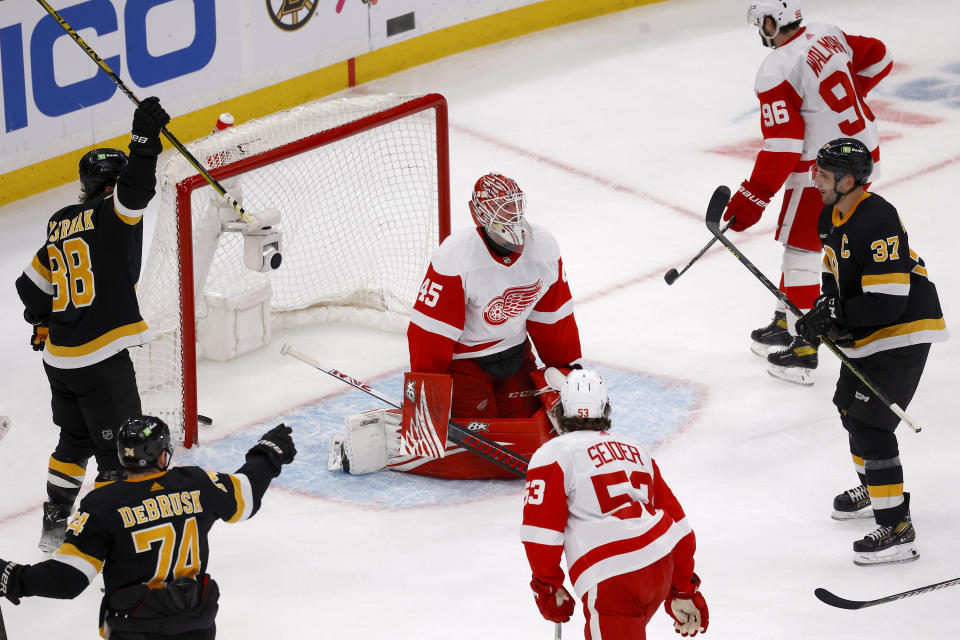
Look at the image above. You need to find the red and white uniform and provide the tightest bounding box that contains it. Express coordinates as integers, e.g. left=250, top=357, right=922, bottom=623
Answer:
left=521, top=430, right=695, bottom=639
left=408, top=224, right=581, bottom=417
left=751, top=23, right=891, bottom=308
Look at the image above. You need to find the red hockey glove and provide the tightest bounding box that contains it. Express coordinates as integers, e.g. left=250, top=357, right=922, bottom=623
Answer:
left=530, top=578, right=575, bottom=623
left=722, top=180, right=773, bottom=232
left=30, top=325, right=48, bottom=351
left=664, top=574, right=709, bottom=637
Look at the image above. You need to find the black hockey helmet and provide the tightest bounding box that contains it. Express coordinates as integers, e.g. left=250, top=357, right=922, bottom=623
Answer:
left=815, top=138, right=873, bottom=187
left=117, top=415, right=173, bottom=470
left=79, top=148, right=128, bottom=198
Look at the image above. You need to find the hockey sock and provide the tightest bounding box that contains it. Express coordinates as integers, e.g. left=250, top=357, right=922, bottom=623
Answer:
left=46, top=454, right=88, bottom=508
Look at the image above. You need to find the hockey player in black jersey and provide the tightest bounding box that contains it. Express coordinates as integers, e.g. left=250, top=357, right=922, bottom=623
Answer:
left=798, top=138, right=948, bottom=565
left=0, top=416, right=296, bottom=639
left=15, top=97, right=170, bottom=552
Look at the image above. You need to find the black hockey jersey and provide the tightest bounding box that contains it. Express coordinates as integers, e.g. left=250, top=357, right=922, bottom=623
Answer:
left=15, top=151, right=158, bottom=369
left=818, top=192, right=947, bottom=357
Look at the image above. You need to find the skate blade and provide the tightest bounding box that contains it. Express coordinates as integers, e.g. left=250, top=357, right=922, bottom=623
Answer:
left=832, top=508, right=874, bottom=521
left=853, top=545, right=919, bottom=566
left=327, top=435, right=345, bottom=472
left=767, top=364, right=816, bottom=386
left=751, top=341, right=789, bottom=358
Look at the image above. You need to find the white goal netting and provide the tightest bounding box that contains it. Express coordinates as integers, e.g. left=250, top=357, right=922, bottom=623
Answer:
left=132, top=93, right=448, bottom=445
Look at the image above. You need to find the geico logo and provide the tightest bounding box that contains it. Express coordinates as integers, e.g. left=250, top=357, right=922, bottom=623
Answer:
left=0, top=0, right=216, bottom=133
left=506, top=390, right=536, bottom=398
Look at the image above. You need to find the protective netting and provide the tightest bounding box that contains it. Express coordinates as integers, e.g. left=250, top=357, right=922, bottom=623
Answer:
left=132, top=94, right=446, bottom=445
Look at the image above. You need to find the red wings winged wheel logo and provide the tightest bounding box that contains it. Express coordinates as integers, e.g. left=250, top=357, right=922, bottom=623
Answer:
left=482, top=280, right=543, bottom=325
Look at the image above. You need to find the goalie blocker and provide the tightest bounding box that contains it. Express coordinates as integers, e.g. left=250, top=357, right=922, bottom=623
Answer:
left=330, top=370, right=560, bottom=479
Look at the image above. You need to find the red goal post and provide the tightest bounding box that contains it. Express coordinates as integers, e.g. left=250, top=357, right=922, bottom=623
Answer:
left=133, top=94, right=450, bottom=447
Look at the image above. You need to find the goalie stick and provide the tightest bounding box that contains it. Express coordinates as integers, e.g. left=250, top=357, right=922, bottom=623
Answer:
left=30, top=0, right=254, bottom=224
left=815, top=577, right=960, bottom=609
left=664, top=219, right=733, bottom=285
left=280, top=344, right=529, bottom=477
left=703, top=185, right=922, bottom=433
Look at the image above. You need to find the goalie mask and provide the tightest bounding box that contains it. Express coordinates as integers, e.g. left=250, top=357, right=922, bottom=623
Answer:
left=79, top=148, right=128, bottom=200
left=747, top=0, right=802, bottom=47
left=469, top=173, right=527, bottom=252
left=117, top=415, right=173, bottom=470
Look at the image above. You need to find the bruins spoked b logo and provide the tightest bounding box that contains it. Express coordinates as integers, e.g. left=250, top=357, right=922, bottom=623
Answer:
left=266, top=0, right=317, bottom=31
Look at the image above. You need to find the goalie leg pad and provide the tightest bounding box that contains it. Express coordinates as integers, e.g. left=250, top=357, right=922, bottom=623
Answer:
left=334, top=409, right=401, bottom=474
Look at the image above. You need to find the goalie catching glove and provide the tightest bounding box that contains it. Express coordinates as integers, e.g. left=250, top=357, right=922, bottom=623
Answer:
left=530, top=577, right=574, bottom=623
left=664, top=573, right=709, bottom=637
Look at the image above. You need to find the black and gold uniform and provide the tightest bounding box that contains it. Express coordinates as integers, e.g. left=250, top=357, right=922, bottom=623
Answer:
left=14, top=98, right=171, bottom=551
left=817, top=188, right=946, bottom=533
left=0, top=419, right=297, bottom=640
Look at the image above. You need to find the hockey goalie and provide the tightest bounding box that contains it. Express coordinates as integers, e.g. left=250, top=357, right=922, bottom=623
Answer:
left=330, top=173, right=582, bottom=479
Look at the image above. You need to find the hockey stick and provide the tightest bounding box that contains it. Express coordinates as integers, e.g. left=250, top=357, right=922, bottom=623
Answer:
left=280, top=344, right=529, bottom=477
left=815, top=577, right=960, bottom=609
left=664, top=219, right=734, bottom=285
left=555, top=622, right=562, bottom=639
left=32, top=0, right=253, bottom=224
left=0, top=601, right=6, bottom=640
left=704, top=185, right=922, bottom=433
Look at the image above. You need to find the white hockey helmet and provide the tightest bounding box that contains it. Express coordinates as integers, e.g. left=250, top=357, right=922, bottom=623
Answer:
left=469, top=173, right=527, bottom=251
left=560, top=370, right=609, bottom=419
left=747, top=0, right=802, bottom=47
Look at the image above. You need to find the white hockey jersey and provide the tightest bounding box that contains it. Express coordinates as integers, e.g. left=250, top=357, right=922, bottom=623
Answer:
left=408, top=224, right=580, bottom=373
left=520, top=430, right=695, bottom=597
left=748, top=23, right=892, bottom=196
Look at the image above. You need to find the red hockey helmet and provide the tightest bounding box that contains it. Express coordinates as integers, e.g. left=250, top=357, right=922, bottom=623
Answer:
left=469, top=173, right=527, bottom=251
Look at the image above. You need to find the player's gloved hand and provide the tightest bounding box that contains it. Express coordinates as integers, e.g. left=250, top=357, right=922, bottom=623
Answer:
left=796, top=295, right=852, bottom=346
left=530, top=577, right=574, bottom=623
left=247, top=423, right=296, bottom=472
left=0, top=559, right=25, bottom=605
left=30, top=325, right=49, bottom=351
left=130, top=97, right=170, bottom=156
left=723, top=180, right=773, bottom=232
left=664, top=574, right=709, bottom=637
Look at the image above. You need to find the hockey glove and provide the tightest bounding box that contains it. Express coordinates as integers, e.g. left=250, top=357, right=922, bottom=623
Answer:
left=664, top=574, right=709, bottom=637
left=247, top=423, right=297, bottom=472
left=722, top=180, right=773, bottom=232
left=0, top=559, right=24, bottom=605
left=130, top=97, right=170, bottom=156
left=530, top=577, right=574, bottom=623
left=796, top=295, right=853, bottom=347
left=30, top=325, right=49, bottom=351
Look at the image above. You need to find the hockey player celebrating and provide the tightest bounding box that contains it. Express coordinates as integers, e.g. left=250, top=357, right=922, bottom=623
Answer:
left=520, top=370, right=708, bottom=638
left=407, top=172, right=582, bottom=419
left=15, top=97, right=170, bottom=551
left=798, top=138, right=947, bottom=565
left=0, top=416, right=296, bottom=639
left=723, top=0, right=892, bottom=385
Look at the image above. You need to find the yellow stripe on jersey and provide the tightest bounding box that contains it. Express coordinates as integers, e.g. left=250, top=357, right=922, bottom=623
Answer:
left=115, top=204, right=143, bottom=226
left=94, top=479, right=116, bottom=489
left=56, top=542, right=105, bottom=574
left=48, top=456, right=86, bottom=478
left=31, top=254, right=52, bottom=282
left=861, top=273, right=910, bottom=287
left=45, top=321, right=149, bottom=357
left=912, top=265, right=928, bottom=277
left=226, top=474, right=247, bottom=523
left=853, top=318, right=947, bottom=348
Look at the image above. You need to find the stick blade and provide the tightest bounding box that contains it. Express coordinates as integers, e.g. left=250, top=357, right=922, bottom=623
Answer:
left=814, top=588, right=865, bottom=610
left=664, top=268, right=679, bottom=285
left=705, top=185, right=732, bottom=230
left=280, top=343, right=291, bottom=355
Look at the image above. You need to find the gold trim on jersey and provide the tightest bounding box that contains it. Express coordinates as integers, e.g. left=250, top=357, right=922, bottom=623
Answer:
left=57, top=542, right=105, bottom=573
left=31, top=254, right=52, bottom=282
left=125, top=471, right=169, bottom=483
left=912, top=265, right=928, bottom=277
left=853, top=318, right=947, bottom=349
left=48, top=456, right=86, bottom=478
left=861, top=272, right=910, bottom=296
left=226, top=474, right=247, bottom=523
left=115, top=204, right=143, bottom=226
left=831, top=192, right=872, bottom=227
left=45, top=320, right=149, bottom=357
left=94, top=479, right=117, bottom=489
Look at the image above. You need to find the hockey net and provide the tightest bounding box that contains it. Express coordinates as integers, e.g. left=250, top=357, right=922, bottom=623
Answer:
left=133, top=93, right=450, bottom=447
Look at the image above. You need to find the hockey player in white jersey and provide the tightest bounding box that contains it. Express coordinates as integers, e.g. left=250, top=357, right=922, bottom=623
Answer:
left=520, top=370, right=708, bottom=639
left=723, top=0, right=892, bottom=385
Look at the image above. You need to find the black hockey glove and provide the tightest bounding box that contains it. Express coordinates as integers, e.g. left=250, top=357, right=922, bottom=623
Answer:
left=130, top=97, right=170, bottom=156
left=246, top=424, right=296, bottom=471
left=0, top=559, right=24, bottom=605
left=796, top=295, right=853, bottom=347
left=30, top=324, right=49, bottom=351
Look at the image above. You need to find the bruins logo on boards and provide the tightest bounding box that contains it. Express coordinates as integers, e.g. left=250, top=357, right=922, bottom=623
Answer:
left=266, top=0, right=317, bottom=31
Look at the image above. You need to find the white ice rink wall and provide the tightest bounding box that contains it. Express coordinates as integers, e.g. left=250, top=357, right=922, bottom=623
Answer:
left=0, top=0, right=667, bottom=206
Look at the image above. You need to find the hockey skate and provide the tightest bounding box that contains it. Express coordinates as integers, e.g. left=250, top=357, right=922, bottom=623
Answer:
left=39, top=501, right=71, bottom=553
left=853, top=518, right=919, bottom=566
left=766, top=336, right=818, bottom=386
left=750, top=311, right=791, bottom=357
left=832, top=485, right=873, bottom=520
